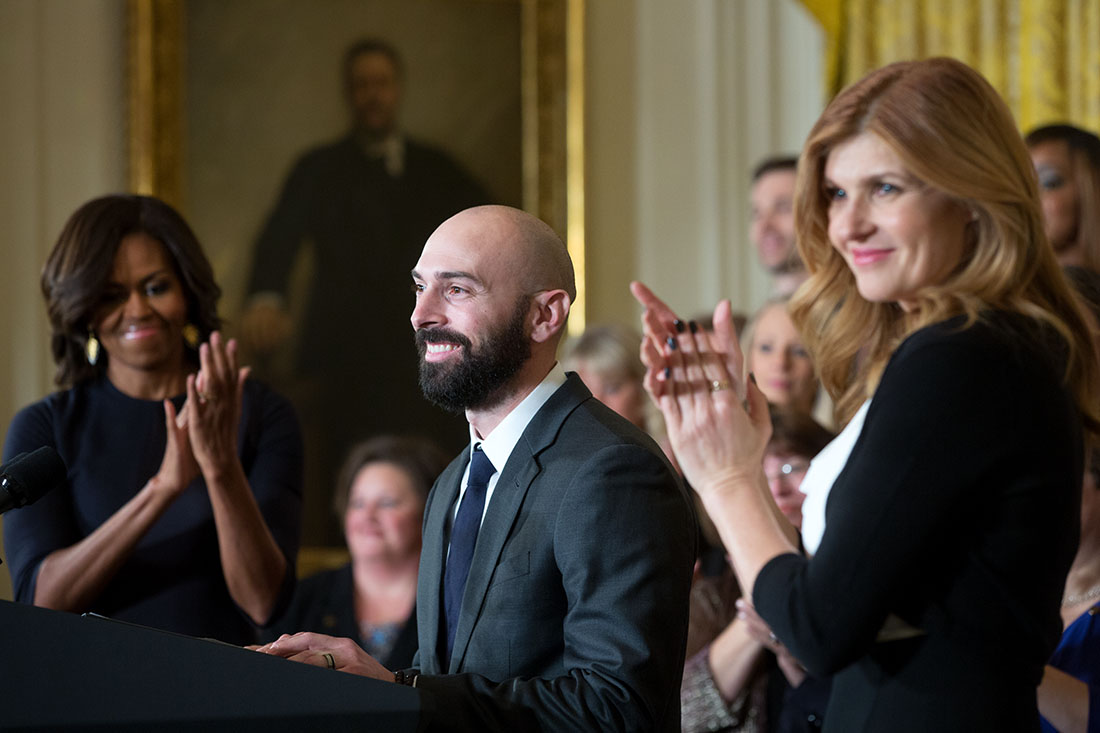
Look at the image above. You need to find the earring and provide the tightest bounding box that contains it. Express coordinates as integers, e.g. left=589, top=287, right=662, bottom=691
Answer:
left=85, top=332, right=100, bottom=365
left=182, top=323, right=200, bottom=349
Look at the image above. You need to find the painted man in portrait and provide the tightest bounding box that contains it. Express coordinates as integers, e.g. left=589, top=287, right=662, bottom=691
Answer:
left=241, top=38, right=487, bottom=544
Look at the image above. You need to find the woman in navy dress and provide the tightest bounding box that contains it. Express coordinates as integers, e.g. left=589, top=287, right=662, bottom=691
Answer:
left=3, top=194, right=302, bottom=644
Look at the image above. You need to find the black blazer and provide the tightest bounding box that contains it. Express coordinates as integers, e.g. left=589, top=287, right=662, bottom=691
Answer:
left=754, top=315, right=1082, bottom=731
left=410, top=374, right=696, bottom=731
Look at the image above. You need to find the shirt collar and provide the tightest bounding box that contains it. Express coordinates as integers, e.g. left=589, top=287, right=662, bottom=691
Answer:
left=469, top=363, right=568, bottom=474
left=356, top=131, right=405, bottom=176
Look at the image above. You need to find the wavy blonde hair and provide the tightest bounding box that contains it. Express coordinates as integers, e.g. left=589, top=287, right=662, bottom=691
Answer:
left=789, top=57, right=1100, bottom=435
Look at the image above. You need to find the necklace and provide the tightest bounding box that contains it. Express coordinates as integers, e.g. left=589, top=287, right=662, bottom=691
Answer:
left=1062, top=582, right=1100, bottom=607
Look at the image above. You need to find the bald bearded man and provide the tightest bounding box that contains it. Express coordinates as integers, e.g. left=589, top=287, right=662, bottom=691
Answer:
left=260, top=206, right=696, bottom=731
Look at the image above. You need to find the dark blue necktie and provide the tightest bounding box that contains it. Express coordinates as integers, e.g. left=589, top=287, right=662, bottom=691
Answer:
left=441, top=445, right=496, bottom=667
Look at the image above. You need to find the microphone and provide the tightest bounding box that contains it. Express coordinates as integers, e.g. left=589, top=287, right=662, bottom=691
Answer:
left=0, top=447, right=67, bottom=515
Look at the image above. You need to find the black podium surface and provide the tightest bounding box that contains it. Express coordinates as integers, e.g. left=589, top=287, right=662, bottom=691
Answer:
left=0, top=599, right=421, bottom=731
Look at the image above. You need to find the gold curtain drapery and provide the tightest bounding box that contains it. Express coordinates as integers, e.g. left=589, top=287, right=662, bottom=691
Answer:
left=800, top=0, right=1100, bottom=134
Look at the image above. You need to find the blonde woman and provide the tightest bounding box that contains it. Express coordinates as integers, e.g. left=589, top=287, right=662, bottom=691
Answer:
left=742, top=298, right=818, bottom=417
left=634, top=58, right=1100, bottom=731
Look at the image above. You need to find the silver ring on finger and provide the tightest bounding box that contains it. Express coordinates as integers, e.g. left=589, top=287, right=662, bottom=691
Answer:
left=709, top=379, right=732, bottom=393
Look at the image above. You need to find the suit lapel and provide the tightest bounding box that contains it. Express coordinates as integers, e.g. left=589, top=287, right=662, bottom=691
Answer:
left=448, top=374, right=592, bottom=672
left=418, top=454, right=465, bottom=674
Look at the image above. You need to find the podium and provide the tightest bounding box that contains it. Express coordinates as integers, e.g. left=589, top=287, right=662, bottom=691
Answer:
left=0, top=599, right=422, bottom=731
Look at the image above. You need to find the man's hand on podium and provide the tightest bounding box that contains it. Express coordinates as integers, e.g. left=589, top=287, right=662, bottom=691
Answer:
left=252, top=632, right=393, bottom=681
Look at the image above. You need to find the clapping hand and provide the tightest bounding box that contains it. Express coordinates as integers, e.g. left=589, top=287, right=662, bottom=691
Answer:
left=149, top=398, right=200, bottom=500
left=181, top=332, right=249, bottom=477
left=156, top=332, right=248, bottom=496
left=629, top=282, right=772, bottom=501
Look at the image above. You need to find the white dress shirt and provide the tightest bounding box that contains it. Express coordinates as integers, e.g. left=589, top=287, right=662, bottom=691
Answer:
left=451, top=363, right=568, bottom=528
left=798, top=398, right=872, bottom=556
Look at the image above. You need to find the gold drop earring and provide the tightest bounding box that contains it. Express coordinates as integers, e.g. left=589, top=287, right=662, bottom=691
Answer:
left=86, top=331, right=100, bottom=365
left=182, top=323, right=200, bottom=349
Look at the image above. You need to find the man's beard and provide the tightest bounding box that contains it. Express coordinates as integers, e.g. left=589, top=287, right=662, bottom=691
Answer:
left=415, top=298, right=532, bottom=414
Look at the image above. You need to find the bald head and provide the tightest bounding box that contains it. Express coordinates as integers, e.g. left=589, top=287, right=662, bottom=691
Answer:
left=432, top=206, right=575, bottom=301
left=503, top=207, right=576, bottom=301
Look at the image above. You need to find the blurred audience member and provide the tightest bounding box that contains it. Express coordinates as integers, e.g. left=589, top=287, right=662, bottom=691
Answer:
left=1038, top=448, right=1100, bottom=733
left=266, top=435, right=448, bottom=669
left=1037, top=266, right=1100, bottom=733
left=561, top=324, right=648, bottom=429
left=751, top=156, right=808, bottom=297
left=743, top=299, right=819, bottom=417
left=1026, top=124, right=1100, bottom=271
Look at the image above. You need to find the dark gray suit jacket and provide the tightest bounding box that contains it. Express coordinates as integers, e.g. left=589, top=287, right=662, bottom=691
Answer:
left=409, top=374, right=696, bottom=731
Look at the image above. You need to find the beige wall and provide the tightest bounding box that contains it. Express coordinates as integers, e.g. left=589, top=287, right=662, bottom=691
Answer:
left=586, top=0, right=823, bottom=328
left=0, top=0, right=821, bottom=601
left=0, top=0, right=126, bottom=599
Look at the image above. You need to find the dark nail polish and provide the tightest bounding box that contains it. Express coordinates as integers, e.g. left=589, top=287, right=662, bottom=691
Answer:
left=673, top=319, right=686, bottom=333
left=666, top=336, right=677, bottom=350
left=663, top=367, right=670, bottom=379
left=749, top=372, right=757, bottom=386
left=689, top=320, right=698, bottom=334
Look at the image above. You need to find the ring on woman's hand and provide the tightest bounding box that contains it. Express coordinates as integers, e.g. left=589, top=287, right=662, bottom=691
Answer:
left=199, top=391, right=217, bottom=403
left=769, top=632, right=778, bottom=646
left=709, top=379, right=732, bottom=393
left=322, top=652, right=335, bottom=670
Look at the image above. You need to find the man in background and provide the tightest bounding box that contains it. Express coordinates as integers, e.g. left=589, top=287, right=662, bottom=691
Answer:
left=241, top=38, right=486, bottom=544
left=750, top=156, right=807, bottom=297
